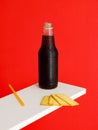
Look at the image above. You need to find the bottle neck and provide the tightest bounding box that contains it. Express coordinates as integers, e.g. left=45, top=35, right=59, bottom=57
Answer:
left=41, top=23, right=55, bottom=48
left=41, top=35, right=55, bottom=47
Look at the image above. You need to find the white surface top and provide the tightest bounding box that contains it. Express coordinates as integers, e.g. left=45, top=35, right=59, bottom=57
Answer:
left=0, top=82, right=86, bottom=130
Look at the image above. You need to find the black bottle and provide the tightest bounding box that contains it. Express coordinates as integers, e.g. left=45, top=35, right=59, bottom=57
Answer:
left=38, top=22, right=58, bottom=89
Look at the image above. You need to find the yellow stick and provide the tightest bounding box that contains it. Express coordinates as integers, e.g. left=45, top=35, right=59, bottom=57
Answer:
left=8, top=84, right=25, bottom=106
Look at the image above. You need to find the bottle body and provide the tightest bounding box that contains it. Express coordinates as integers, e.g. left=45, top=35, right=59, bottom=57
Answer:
left=38, top=23, right=58, bottom=89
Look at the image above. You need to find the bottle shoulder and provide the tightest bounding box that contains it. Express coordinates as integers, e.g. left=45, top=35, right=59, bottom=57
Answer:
left=38, top=46, right=58, bottom=57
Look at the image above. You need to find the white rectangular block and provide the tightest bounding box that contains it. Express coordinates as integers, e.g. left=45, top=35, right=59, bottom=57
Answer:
left=0, top=82, right=86, bottom=130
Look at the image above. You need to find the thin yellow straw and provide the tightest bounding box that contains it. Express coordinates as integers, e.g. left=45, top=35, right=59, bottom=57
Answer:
left=8, top=84, right=25, bottom=106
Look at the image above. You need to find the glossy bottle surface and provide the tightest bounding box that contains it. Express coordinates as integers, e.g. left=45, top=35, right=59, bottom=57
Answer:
left=38, top=23, right=58, bottom=89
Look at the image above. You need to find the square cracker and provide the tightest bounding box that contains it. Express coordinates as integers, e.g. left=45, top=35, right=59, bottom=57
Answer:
left=40, top=96, right=49, bottom=106
left=51, top=94, right=70, bottom=106
left=49, top=96, right=60, bottom=106
left=56, top=94, right=79, bottom=106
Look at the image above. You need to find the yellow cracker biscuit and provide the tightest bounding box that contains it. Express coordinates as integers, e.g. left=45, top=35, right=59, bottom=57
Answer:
left=51, top=94, right=70, bottom=106
left=49, top=96, right=60, bottom=106
left=56, top=94, right=79, bottom=106
left=40, top=96, right=49, bottom=106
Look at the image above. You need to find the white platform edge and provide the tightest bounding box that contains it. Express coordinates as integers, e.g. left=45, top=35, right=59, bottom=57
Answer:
left=9, top=88, right=86, bottom=130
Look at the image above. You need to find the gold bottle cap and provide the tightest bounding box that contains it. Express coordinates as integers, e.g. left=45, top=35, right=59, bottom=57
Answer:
left=43, top=22, right=53, bottom=30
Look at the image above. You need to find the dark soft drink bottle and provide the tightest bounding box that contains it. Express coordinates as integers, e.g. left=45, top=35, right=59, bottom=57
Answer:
left=38, top=22, right=58, bottom=89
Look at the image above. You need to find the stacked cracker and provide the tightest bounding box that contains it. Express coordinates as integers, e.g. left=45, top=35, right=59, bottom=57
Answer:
left=40, top=94, right=79, bottom=106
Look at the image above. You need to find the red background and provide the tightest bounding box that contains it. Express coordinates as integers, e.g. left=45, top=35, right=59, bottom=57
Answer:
left=0, top=0, right=98, bottom=129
